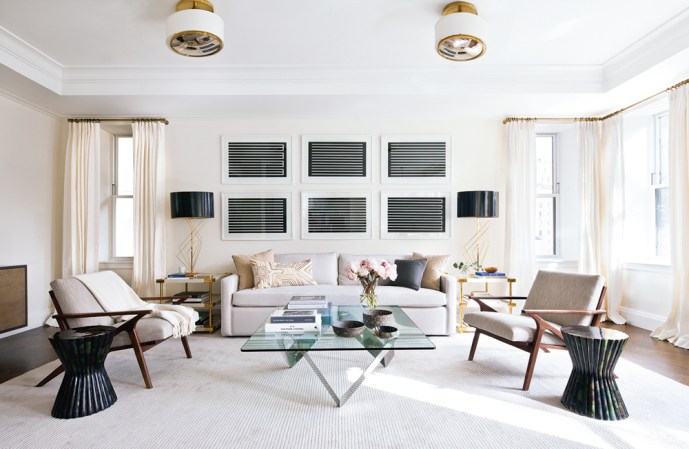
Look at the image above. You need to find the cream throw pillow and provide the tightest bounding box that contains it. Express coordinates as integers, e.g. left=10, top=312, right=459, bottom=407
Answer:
left=232, top=249, right=274, bottom=290
left=251, top=260, right=317, bottom=289
left=412, top=252, right=449, bottom=291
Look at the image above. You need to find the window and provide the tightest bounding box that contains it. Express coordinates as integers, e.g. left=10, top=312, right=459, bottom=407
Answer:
left=535, top=134, right=558, bottom=256
left=652, top=112, right=670, bottom=258
left=112, top=136, right=134, bottom=258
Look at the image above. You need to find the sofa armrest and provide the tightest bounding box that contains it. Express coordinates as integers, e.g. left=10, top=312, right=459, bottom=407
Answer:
left=221, top=274, right=239, bottom=336
left=440, top=274, right=457, bottom=335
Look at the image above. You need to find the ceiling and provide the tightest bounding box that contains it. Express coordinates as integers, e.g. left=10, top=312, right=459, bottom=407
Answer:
left=1, top=0, right=689, bottom=119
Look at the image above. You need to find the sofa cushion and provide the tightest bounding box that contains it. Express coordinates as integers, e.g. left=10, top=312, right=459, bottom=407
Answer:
left=232, top=249, right=274, bottom=290
left=338, top=254, right=409, bottom=286
left=275, top=252, right=337, bottom=285
left=251, top=260, right=317, bottom=289
left=388, top=258, right=427, bottom=291
left=50, top=278, right=113, bottom=328
left=412, top=252, right=449, bottom=291
left=111, top=317, right=173, bottom=347
left=463, top=311, right=565, bottom=346
left=231, top=284, right=446, bottom=308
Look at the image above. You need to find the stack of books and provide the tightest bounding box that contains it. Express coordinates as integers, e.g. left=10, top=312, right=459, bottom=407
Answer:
left=286, top=295, right=327, bottom=309
left=474, top=271, right=506, bottom=277
left=264, top=309, right=322, bottom=333
left=174, top=291, right=210, bottom=303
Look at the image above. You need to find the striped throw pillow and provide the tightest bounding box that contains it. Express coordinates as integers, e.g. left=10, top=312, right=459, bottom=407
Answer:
left=250, top=260, right=317, bottom=289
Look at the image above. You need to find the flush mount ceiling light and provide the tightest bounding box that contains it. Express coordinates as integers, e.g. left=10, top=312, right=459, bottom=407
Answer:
left=435, top=2, right=486, bottom=61
left=166, top=0, right=224, bottom=57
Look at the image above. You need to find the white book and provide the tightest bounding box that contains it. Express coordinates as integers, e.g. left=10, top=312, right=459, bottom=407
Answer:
left=264, top=321, right=322, bottom=333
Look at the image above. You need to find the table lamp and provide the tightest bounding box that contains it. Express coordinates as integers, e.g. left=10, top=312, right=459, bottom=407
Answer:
left=171, top=191, right=214, bottom=276
left=457, top=190, right=498, bottom=269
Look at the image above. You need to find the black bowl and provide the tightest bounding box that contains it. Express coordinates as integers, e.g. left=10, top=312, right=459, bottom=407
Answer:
left=373, top=325, right=399, bottom=339
left=332, top=320, right=365, bottom=337
left=362, top=309, right=393, bottom=328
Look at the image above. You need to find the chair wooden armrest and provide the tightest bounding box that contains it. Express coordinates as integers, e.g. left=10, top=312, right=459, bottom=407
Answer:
left=53, top=310, right=152, bottom=319
left=469, top=295, right=527, bottom=300
left=522, top=309, right=606, bottom=315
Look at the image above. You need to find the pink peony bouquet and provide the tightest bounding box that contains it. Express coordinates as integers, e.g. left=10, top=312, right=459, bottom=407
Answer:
left=347, top=258, right=397, bottom=309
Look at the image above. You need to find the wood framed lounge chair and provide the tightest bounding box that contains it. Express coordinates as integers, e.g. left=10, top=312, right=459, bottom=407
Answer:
left=464, top=270, right=607, bottom=391
left=36, top=276, right=193, bottom=389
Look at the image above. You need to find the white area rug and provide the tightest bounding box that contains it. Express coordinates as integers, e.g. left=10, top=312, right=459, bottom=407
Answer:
left=1, top=332, right=688, bottom=449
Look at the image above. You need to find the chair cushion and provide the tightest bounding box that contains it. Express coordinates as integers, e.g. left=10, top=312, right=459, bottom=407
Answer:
left=232, top=249, right=274, bottom=290
left=111, top=317, right=174, bottom=347
left=412, top=252, right=449, bottom=291
left=525, top=271, right=605, bottom=326
left=250, top=260, right=317, bottom=289
left=50, top=278, right=113, bottom=328
left=275, top=253, right=337, bottom=285
left=464, top=311, right=565, bottom=346
left=388, top=259, right=427, bottom=291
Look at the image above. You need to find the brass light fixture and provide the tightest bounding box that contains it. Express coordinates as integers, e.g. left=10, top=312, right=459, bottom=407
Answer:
left=435, top=2, right=486, bottom=61
left=166, top=0, right=224, bottom=57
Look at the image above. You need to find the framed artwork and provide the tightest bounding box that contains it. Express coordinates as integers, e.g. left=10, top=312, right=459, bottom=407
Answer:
left=381, top=191, right=452, bottom=239
left=381, top=135, right=452, bottom=184
left=301, top=135, right=372, bottom=183
left=301, top=192, right=371, bottom=240
left=221, top=192, right=293, bottom=240
left=221, top=135, right=292, bottom=184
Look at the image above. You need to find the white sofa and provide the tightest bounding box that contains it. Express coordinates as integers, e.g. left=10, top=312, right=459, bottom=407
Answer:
left=221, top=252, right=457, bottom=336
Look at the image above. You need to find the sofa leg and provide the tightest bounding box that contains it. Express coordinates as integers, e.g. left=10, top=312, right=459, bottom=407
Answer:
left=181, top=336, right=192, bottom=358
left=129, top=329, right=153, bottom=389
left=468, top=331, right=481, bottom=361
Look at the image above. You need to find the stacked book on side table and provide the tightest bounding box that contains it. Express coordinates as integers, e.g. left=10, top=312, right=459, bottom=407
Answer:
left=265, top=296, right=331, bottom=333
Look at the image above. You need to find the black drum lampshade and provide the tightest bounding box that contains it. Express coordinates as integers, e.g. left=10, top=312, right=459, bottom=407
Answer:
left=457, top=191, right=498, bottom=218
left=170, top=192, right=214, bottom=219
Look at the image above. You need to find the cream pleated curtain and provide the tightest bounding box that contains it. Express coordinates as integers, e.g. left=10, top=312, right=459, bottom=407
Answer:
left=652, top=84, right=689, bottom=349
left=578, top=117, right=626, bottom=324
left=131, top=121, right=166, bottom=297
left=504, top=120, right=537, bottom=294
left=62, top=121, right=100, bottom=276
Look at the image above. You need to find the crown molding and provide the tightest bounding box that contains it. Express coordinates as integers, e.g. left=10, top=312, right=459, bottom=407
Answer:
left=602, top=7, right=689, bottom=90
left=59, top=64, right=603, bottom=96
left=0, top=26, right=62, bottom=93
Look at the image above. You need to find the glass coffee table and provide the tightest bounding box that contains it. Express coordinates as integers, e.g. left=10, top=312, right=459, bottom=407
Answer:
left=241, top=305, right=435, bottom=407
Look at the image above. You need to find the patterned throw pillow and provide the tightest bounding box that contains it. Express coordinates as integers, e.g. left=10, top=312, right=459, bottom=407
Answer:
left=250, top=260, right=317, bottom=289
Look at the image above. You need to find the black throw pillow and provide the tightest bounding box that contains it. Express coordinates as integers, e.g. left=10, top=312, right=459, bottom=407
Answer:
left=388, top=258, right=427, bottom=291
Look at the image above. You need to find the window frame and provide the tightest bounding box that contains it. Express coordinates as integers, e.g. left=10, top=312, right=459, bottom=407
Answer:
left=110, top=134, right=134, bottom=261
left=650, top=111, right=670, bottom=261
left=535, top=133, right=560, bottom=259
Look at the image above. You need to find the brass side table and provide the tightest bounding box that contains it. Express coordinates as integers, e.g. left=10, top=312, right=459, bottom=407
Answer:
left=156, top=273, right=228, bottom=333
left=457, top=276, right=517, bottom=332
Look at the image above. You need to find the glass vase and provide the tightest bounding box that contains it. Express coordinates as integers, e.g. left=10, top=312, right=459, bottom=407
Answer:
left=360, top=278, right=379, bottom=310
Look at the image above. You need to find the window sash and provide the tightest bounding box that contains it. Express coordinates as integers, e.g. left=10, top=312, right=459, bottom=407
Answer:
left=111, top=135, right=134, bottom=260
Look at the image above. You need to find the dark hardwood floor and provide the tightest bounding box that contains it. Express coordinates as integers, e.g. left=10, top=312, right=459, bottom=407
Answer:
left=1, top=323, right=687, bottom=386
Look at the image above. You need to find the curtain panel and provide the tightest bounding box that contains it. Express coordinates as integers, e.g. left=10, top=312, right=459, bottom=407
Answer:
left=578, top=118, right=626, bottom=324
left=504, top=120, right=537, bottom=294
left=62, top=121, right=100, bottom=277
left=652, top=84, right=689, bottom=349
left=131, top=121, right=166, bottom=297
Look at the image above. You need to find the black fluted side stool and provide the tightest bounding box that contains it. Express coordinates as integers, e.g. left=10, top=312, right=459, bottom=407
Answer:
left=49, top=326, right=117, bottom=419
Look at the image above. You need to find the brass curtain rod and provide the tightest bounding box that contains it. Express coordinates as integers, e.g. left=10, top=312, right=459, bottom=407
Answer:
left=68, top=117, right=169, bottom=125
left=502, top=76, right=689, bottom=125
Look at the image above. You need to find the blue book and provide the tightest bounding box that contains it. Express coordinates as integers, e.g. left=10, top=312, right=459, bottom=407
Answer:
left=475, top=271, right=506, bottom=277
left=167, top=273, right=187, bottom=278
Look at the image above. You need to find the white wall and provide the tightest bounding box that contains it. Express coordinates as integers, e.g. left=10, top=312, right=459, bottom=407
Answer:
left=0, top=95, right=65, bottom=338
left=164, top=118, right=507, bottom=288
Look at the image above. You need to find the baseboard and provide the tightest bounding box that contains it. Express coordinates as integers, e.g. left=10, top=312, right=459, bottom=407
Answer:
left=619, top=306, right=666, bottom=331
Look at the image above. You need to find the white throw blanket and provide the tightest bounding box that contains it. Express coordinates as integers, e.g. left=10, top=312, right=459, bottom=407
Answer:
left=76, top=271, right=199, bottom=338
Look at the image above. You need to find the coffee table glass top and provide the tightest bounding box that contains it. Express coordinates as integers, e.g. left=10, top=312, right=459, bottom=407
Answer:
left=241, top=306, right=435, bottom=352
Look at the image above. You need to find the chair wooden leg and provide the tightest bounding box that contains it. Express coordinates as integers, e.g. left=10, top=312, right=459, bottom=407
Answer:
left=523, top=346, right=540, bottom=391
left=468, top=331, right=481, bottom=361
left=35, top=364, right=65, bottom=387
left=128, top=329, right=153, bottom=389
left=181, top=336, right=192, bottom=359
